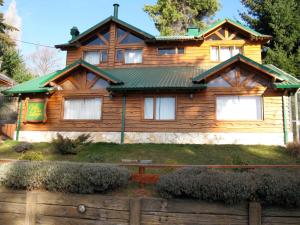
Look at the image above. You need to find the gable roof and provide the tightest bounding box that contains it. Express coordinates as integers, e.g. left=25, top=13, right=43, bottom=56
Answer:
left=198, top=18, right=272, bottom=40
left=43, top=59, right=123, bottom=86
left=56, top=16, right=154, bottom=49
left=192, top=54, right=286, bottom=82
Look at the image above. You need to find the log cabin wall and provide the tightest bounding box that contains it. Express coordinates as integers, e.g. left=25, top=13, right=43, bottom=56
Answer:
left=65, top=22, right=262, bottom=68
left=18, top=88, right=286, bottom=134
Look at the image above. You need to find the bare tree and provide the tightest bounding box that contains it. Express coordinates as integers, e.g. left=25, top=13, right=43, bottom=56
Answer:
left=27, top=47, right=62, bottom=76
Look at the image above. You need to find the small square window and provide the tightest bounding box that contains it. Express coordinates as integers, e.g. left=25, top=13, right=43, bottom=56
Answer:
left=100, top=50, right=108, bottom=63
left=116, top=49, right=124, bottom=62
left=178, top=47, right=185, bottom=54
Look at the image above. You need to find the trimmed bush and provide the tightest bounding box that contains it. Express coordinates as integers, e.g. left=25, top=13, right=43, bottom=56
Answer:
left=52, top=133, right=91, bottom=155
left=286, top=142, right=300, bottom=158
left=157, top=168, right=300, bottom=207
left=0, top=161, right=130, bottom=193
left=20, top=151, right=44, bottom=161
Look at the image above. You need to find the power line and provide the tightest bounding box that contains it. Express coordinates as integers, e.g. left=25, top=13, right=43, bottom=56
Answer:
left=11, top=38, right=57, bottom=49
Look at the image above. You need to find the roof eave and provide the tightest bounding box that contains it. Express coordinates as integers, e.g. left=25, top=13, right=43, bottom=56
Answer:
left=107, top=85, right=207, bottom=92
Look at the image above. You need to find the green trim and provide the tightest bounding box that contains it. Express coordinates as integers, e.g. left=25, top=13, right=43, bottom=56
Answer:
left=198, top=18, right=271, bottom=38
left=16, top=97, right=23, bottom=141
left=282, top=96, right=288, bottom=144
left=69, top=16, right=154, bottom=44
left=121, top=95, right=126, bottom=144
left=107, top=85, right=207, bottom=92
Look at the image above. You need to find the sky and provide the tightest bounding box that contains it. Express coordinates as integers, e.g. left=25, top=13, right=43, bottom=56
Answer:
left=2, top=0, right=245, bottom=67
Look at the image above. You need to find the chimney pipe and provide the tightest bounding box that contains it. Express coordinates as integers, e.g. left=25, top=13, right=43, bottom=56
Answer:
left=113, top=3, right=119, bottom=18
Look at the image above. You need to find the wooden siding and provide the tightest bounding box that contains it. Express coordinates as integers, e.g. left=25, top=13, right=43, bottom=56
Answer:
left=65, top=22, right=262, bottom=68
left=19, top=87, right=286, bottom=133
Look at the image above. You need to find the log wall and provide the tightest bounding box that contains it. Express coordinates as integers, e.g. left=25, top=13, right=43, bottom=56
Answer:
left=0, top=189, right=299, bottom=225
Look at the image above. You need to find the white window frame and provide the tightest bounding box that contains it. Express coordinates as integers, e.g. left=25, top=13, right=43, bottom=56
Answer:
left=216, top=95, right=263, bottom=121
left=63, top=97, right=102, bottom=120
left=210, top=46, right=243, bottom=62
left=144, top=96, right=176, bottom=120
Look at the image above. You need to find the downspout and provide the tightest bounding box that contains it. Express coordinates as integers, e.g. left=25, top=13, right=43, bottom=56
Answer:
left=16, top=95, right=23, bottom=141
left=120, top=95, right=126, bottom=144
left=282, top=95, right=288, bottom=145
left=294, top=88, right=300, bottom=142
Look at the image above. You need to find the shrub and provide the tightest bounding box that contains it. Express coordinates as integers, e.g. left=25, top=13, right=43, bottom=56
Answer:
left=286, top=142, right=300, bottom=158
left=12, top=142, right=33, bottom=153
left=20, top=151, right=44, bottom=161
left=157, top=168, right=300, bottom=207
left=0, top=161, right=130, bottom=194
left=52, top=133, right=91, bottom=155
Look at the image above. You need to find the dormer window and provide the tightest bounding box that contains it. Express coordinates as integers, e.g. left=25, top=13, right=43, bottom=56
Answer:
left=211, top=46, right=242, bottom=62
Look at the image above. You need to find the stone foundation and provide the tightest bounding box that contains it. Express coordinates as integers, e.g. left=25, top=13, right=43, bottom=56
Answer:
left=15, top=131, right=292, bottom=145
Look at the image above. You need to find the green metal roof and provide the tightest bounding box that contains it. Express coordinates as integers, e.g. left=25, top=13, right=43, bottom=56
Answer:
left=198, top=18, right=271, bottom=38
left=2, top=71, right=58, bottom=95
left=106, top=67, right=207, bottom=91
left=151, top=35, right=202, bottom=42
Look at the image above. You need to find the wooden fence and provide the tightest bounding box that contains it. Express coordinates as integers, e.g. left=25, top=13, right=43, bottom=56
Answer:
left=0, top=189, right=299, bottom=225
left=0, top=123, right=16, bottom=139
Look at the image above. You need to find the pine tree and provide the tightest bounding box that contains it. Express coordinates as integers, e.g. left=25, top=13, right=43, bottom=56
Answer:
left=144, top=0, right=220, bottom=35
left=240, top=0, right=300, bottom=77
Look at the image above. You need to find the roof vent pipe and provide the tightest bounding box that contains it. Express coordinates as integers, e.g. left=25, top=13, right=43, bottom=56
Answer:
left=113, top=3, right=119, bottom=18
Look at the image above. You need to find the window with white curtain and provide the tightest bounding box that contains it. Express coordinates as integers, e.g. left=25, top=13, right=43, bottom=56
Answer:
left=64, top=98, right=102, bottom=120
left=144, top=97, right=176, bottom=120
left=210, top=46, right=242, bottom=62
left=144, top=97, right=154, bottom=119
left=216, top=96, right=262, bottom=120
left=124, top=49, right=142, bottom=64
left=83, top=51, right=100, bottom=65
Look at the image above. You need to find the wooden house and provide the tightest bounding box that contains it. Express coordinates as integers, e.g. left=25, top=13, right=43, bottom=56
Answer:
left=0, top=73, right=14, bottom=90
left=4, top=4, right=300, bottom=145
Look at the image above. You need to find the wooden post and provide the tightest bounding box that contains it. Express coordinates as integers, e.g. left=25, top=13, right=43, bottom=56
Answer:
left=25, top=192, right=37, bottom=225
left=249, top=202, right=261, bottom=225
left=129, top=198, right=141, bottom=225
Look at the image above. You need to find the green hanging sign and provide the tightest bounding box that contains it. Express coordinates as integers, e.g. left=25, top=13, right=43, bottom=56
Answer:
left=25, top=98, right=47, bottom=123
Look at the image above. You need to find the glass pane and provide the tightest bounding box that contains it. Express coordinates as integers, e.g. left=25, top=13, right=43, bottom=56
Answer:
left=158, top=48, right=176, bottom=55
left=207, top=76, right=231, bottom=87
left=124, top=49, right=142, bottom=64
left=120, top=33, right=144, bottom=44
left=82, top=36, right=105, bottom=46
left=116, top=49, right=124, bottom=62
left=100, top=50, right=108, bottom=63
left=91, top=79, right=109, bottom=89
left=117, top=27, right=127, bottom=39
left=206, top=33, right=222, bottom=40
left=156, top=97, right=175, bottom=120
left=210, top=46, right=219, bottom=61
left=216, top=96, right=262, bottom=120
left=100, top=27, right=110, bottom=41
left=233, top=47, right=242, bottom=56
left=178, top=47, right=185, bottom=54
left=219, top=28, right=226, bottom=37
left=144, top=98, right=154, bottom=119
left=87, top=72, right=96, bottom=81
left=220, top=47, right=232, bottom=61
left=64, top=98, right=101, bottom=120
left=83, top=51, right=99, bottom=65
left=224, top=69, right=236, bottom=84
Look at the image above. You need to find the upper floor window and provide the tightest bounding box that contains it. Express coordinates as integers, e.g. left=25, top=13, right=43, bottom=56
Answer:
left=83, top=50, right=108, bottom=65
left=82, top=27, right=110, bottom=46
left=116, top=49, right=143, bottom=64
left=211, top=46, right=242, bottom=62
left=116, top=27, right=144, bottom=45
left=144, top=97, right=176, bottom=120
left=158, top=47, right=185, bottom=55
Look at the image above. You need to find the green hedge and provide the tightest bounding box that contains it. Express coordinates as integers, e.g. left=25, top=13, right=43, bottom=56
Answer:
left=157, top=168, right=300, bottom=207
left=0, top=161, right=130, bottom=194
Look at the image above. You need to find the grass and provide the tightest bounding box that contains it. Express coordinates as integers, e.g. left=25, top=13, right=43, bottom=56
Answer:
left=0, top=140, right=299, bottom=165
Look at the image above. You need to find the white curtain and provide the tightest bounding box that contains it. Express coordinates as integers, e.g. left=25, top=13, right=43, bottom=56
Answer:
left=64, top=98, right=102, bottom=120
left=125, top=50, right=142, bottom=64
left=83, top=51, right=100, bottom=65
left=220, top=47, right=232, bottom=61
left=210, top=46, right=219, bottom=61
left=144, top=98, right=154, bottom=119
left=156, top=97, right=175, bottom=120
left=216, top=96, right=262, bottom=120
left=232, top=47, right=241, bottom=56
